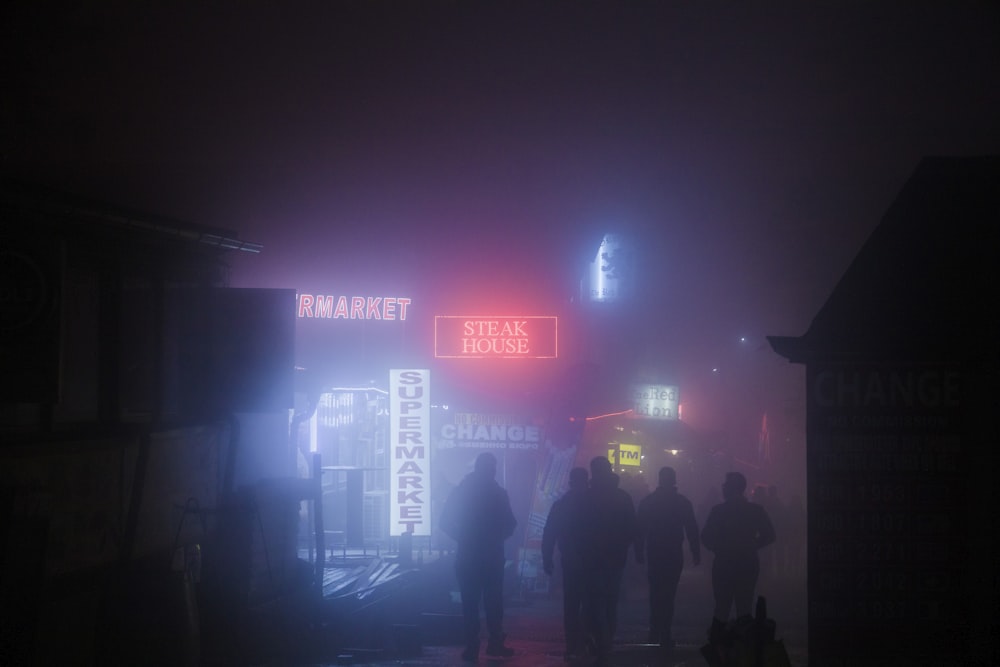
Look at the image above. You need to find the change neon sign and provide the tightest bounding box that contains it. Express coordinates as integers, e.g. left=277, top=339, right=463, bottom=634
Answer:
left=434, top=316, right=558, bottom=359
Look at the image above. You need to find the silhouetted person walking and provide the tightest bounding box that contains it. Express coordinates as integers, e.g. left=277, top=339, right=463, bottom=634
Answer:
left=635, top=466, right=701, bottom=650
left=701, top=472, right=775, bottom=642
left=582, top=456, right=637, bottom=665
left=440, top=452, right=518, bottom=661
left=542, top=466, right=590, bottom=660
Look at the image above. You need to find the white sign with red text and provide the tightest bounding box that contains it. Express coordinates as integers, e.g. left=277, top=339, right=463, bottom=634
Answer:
left=390, top=369, right=431, bottom=536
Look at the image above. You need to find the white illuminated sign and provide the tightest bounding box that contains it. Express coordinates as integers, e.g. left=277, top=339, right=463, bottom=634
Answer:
left=438, top=413, right=541, bottom=451
left=390, top=369, right=431, bottom=536
left=588, top=233, right=635, bottom=302
left=632, top=384, right=680, bottom=420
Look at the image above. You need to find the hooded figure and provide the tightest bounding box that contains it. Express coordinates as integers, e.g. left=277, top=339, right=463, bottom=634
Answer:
left=440, top=452, right=518, bottom=661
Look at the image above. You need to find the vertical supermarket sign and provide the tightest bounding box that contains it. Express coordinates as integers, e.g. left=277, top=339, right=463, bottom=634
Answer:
left=389, top=369, right=431, bottom=536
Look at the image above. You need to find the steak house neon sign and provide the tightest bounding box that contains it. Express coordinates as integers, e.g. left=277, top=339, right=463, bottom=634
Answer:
left=297, top=294, right=411, bottom=320
left=434, top=316, right=558, bottom=359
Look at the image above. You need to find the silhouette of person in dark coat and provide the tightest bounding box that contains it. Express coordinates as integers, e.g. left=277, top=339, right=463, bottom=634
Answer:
left=582, top=456, right=637, bottom=665
left=542, top=466, right=590, bottom=659
left=701, top=472, right=776, bottom=639
left=440, top=452, right=518, bottom=661
left=635, top=466, right=701, bottom=649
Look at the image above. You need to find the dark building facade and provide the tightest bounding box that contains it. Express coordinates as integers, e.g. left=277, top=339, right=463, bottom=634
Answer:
left=1, top=183, right=296, bottom=664
left=769, top=157, right=999, bottom=666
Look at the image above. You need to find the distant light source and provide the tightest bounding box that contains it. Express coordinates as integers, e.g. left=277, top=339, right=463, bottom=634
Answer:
left=588, top=233, right=630, bottom=302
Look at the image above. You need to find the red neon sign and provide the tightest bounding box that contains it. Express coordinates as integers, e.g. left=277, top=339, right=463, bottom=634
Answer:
left=434, top=316, right=558, bottom=359
left=297, top=294, right=411, bottom=320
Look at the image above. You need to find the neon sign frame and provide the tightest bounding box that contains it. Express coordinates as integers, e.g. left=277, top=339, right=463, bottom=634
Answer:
left=434, top=315, right=559, bottom=359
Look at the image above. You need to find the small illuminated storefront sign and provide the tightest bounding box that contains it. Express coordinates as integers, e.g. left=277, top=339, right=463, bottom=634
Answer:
left=434, top=316, right=558, bottom=359
left=632, top=384, right=680, bottom=420
left=607, top=442, right=642, bottom=467
left=439, top=413, right=542, bottom=451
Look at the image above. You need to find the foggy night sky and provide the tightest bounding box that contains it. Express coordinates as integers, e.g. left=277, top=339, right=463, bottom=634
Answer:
left=3, top=2, right=1000, bottom=401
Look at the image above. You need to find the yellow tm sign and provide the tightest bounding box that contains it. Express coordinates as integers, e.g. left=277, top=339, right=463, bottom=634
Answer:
left=607, top=443, right=642, bottom=467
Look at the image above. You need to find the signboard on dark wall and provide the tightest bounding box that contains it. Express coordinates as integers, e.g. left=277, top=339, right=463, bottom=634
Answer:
left=806, top=363, right=966, bottom=666
left=0, top=238, right=62, bottom=402
left=176, top=288, right=296, bottom=415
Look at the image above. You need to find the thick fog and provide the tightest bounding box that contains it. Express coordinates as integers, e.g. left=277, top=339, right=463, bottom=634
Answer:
left=4, top=3, right=999, bottom=661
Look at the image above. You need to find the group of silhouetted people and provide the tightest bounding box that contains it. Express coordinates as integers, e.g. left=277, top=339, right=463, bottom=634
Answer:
left=441, top=452, right=776, bottom=664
